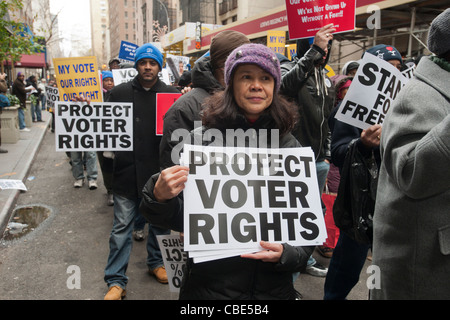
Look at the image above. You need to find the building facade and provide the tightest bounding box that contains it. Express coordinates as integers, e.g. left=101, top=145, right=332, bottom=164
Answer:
left=90, top=0, right=111, bottom=69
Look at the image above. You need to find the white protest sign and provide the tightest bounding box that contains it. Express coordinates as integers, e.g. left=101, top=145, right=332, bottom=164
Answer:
left=112, top=68, right=137, bottom=85
left=159, top=69, right=171, bottom=85
left=181, top=144, right=327, bottom=261
left=402, top=64, right=415, bottom=80
left=157, top=234, right=187, bottom=292
left=111, top=67, right=171, bottom=85
left=335, top=53, right=409, bottom=130
left=45, top=86, right=59, bottom=110
left=54, top=101, right=133, bottom=151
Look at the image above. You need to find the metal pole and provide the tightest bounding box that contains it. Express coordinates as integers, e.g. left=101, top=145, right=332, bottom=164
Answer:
left=373, top=27, right=377, bottom=47
left=155, top=0, right=170, bottom=31
left=407, top=7, right=416, bottom=58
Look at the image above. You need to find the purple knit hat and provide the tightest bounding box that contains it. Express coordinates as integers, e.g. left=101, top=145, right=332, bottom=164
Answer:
left=224, top=43, right=281, bottom=91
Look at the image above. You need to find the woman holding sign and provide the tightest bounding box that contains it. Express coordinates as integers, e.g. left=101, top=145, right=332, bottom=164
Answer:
left=140, top=44, right=316, bottom=300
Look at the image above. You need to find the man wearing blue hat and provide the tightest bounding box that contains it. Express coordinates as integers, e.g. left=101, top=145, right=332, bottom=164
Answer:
left=103, top=43, right=179, bottom=300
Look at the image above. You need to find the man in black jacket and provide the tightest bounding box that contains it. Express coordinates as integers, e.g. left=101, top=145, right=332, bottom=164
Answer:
left=280, top=24, right=336, bottom=278
left=103, top=43, right=180, bottom=300
left=12, top=72, right=32, bottom=131
left=26, top=75, right=42, bottom=122
left=159, top=30, right=250, bottom=169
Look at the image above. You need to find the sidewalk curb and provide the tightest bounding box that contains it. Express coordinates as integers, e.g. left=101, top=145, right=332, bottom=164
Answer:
left=0, top=118, right=50, bottom=237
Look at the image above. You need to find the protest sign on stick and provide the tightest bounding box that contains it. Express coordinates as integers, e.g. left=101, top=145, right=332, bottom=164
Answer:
left=53, top=56, right=103, bottom=103
left=54, top=101, right=133, bottom=152
left=334, top=53, right=409, bottom=130
left=285, top=0, right=356, bottom=39
left=181, top=144, right=327, bottom=263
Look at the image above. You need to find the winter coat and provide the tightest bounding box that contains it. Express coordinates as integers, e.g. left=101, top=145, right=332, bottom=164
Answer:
left=328, top=107, right=381, bottom=171
left=0, top=79, right=8, bottom=108
left=26, top=78, right=41, bottom=99
left=280, top=42, right=335, bottom=162
left=328, top=94, right=381, bottom=246
left=106, top=76, right=179, bottom=199
left=140, top=115, right=315, bottom=300
left=12, top=78, right=28, bottom=108
left=371, top=56, right=450, bottom=300
left=159, top=57, right=223, bottom=169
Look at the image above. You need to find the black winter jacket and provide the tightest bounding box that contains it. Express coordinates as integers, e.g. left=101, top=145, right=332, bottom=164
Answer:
left=106, top=77, right=179, bottom=199
left=140, top=115, right=315, bottom=299
left=159, top=57, right=223, bottom=169
left=328, top=104, right=381, bottom=171
left=280, top=42, right=335, bottom=162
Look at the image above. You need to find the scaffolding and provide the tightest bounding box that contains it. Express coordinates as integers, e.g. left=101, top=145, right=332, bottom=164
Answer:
left=328, top=0, right=448, bottom=72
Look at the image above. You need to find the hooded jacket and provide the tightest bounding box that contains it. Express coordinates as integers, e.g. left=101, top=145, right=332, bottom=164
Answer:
left=280, top=40, right=335, bottom=162
left=106, top=76, right=179, bottom=199
left=140, top=115, right=314, bottom=300
left=159, top=57, right=223, bottom=169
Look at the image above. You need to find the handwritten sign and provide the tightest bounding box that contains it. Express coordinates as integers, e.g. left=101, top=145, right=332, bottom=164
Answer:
left=53, top=56, right=102, bottom=102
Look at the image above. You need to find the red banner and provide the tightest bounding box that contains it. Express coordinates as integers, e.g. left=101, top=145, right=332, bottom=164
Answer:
left=156, top=93, right=182, bottom=136
left=285, top=0, right=356, bottom=40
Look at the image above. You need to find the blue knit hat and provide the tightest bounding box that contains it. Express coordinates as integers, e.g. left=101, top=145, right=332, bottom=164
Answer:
left=224, top=43, right=281, bottom=91
left=364, top=44, right=402, bottom=63
left=102, top=71, right=113, bottom=80
left=134, top=43, right=163, bottom=70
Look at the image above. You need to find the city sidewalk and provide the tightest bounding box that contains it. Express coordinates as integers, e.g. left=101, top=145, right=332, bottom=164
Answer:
left=0, top=111, right=51, bottom=235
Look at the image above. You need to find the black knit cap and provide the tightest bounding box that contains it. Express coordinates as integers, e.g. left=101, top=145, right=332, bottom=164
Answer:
left=428, top=8, right=450, bottom=56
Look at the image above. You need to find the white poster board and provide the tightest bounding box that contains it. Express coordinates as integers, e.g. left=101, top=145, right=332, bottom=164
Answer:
left=157, top=234, right=187, bottom=293
left=112, top=68, right=138, bottom=85
left=335, top=53, right=409, bottom=130
left=181, top=144, right=327, bottom=263
left=54, top=101, right=133, bottom=151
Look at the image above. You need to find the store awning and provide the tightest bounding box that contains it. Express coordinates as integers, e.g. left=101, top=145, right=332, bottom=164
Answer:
left=184, top=0, right=447, bottom=54
left=3, top=52, right=46, bottom=68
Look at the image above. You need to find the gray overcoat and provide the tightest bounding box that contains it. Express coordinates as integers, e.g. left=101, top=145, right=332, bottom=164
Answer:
left=371, top=56, right=450, bottom=299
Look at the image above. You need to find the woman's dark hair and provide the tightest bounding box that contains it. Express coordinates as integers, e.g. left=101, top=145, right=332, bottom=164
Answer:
left=201, top=79, right=298, bottom=137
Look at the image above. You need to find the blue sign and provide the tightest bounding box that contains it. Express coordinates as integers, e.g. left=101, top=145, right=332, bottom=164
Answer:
left=118, top=41, right=139, bottom=62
